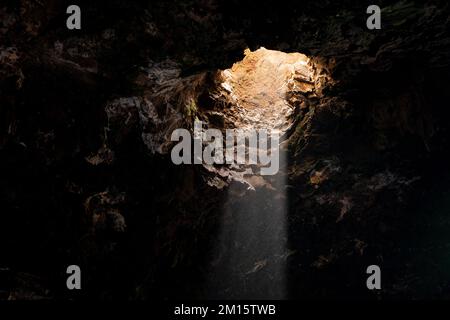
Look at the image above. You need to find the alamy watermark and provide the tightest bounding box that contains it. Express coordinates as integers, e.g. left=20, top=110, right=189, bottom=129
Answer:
left=170, top=120, right=280, bottom=175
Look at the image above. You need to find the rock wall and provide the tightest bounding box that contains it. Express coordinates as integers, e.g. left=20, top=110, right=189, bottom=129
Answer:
left=1, top=0, right=450, bottom=299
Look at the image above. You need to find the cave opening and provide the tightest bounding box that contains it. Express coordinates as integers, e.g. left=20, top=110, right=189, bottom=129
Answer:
left=218, top=47, right=312, bottom=134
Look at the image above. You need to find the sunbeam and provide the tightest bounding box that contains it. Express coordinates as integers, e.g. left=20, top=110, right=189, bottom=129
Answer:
left=206, top=48, right=313, bottom=299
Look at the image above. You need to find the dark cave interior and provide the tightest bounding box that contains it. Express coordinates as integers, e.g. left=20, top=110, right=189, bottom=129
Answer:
left=1, top=0, right=450, bottom=300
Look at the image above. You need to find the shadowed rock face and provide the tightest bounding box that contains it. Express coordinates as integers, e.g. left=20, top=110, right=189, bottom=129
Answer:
left=1, top=0, right=450, bottom=300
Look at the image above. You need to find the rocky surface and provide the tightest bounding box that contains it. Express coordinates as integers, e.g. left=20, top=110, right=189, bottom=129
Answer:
left=1, top=0, right=450, bottom=300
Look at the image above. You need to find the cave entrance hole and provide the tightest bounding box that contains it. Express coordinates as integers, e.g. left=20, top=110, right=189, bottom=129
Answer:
left=219, top=47, right=312, bottom=134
